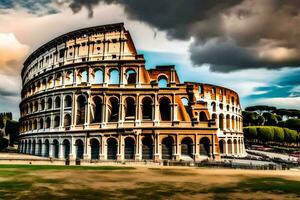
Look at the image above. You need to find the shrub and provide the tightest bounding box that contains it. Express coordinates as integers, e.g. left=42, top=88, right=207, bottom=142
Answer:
left=248, top=127, right=258, bottom=140
left=284, top=128, right=298, bottom=143
left=273, top=127, right=284, bottom=143
left=258, top=127, right=274, bottom=143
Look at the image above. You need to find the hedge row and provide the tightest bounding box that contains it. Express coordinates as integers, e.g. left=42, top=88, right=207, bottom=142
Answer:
left=243, top=126, right=299, bottom=144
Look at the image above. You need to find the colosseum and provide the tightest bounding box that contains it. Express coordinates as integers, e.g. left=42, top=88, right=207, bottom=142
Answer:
left=19, top=23, right=245, bottom=162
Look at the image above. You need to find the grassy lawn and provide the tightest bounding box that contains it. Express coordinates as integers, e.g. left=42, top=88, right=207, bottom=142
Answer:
left=0, top=165, right=299, bottom=199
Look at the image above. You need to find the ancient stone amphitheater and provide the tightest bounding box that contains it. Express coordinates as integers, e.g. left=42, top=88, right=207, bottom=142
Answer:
left=19, top=23, right=245, bottom=162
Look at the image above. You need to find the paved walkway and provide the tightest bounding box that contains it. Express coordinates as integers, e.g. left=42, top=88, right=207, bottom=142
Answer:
left=247, top=149, right=299, bottom=162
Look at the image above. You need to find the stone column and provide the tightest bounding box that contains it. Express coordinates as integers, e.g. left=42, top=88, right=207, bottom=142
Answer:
left=85, top=137, right=91, bottom=160
left=35, top=142, right=39, bottom=155
left=174, top=134, right=180, bottom=160
left=49, top=142, right=54, bottom=158
left=117, top=135, right=123, bottom=161
left=41, top=142, right=46, bottom=157
left=154, top=133, right=160, bottom=161
left=135, top=94, right=141, bottom=126
left=118, top=95, right=124, bottom=127
left=71, top=93, right=76, bottom=128
left=59, top=142, right=64, bottom=159
left=154, top=94, right=160, bottom=126
left=225, top=138, right=228, bottom=155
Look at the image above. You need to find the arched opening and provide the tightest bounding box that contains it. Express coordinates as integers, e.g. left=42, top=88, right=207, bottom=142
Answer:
left=211, top=102, right=216, bottom=112
left=108, top=97, right=119, bottom=122
left=200, top=137, right=210, bottom=156
left=126, top=69, right=136, bottom=84
left=38, top=140, right=42, bottom=156
left=219, top=140, right=225, bottom=154
left=46, top=117, right=51, bottom=128
left=47, top=98, right=52, bottom=109
left=44, top=140, right=50, bottom=157
left=212, top=113, right=217, bottom=121
left=233, top=139, right=238, bottom=155
left=125, top=97, right=135, bottom=120
left=47, top=76, right=53, bottom=88
left=75, top=139, right=84, bottom=159
left=42, top=79, right=46, bottom=90
left=65, top=71, right=73, bottom=84
left=107, top=138, right=118, bottom=160
left=39, top=118, right=44, bottom=129
left=55, top=73, right=62, bottom=86
left=54, top=116, right=60, bottom=128
left=63, top=140, right=70, bottom=159
left=227, top=139, right=232, bottom=154
left=24, top=141, right=28, bottom=154
left=92, top=96, right=102, bottom=123
left=32, top=140, right=36, bottom=155
left=162, top=136, right=173, bottom=159
left=199, top=111, right=208, bottom=121
left=226, top=115, right=230, bottom=129
left=64, top=95, right=72, bottom=108
left=142, top=97, right=152, bottom=120
left=219, top=103, right=223, bottom=110
left=93, top=69, right=103, bottom=84
left=91, top=139, right=100, bottom=160
left=33, top=119, right=37, bottom=130
left=79, top=69, right=88, bottom=83
left=34, top=101, right=38, bottom=112
left=55, top=96, right=61, bottom=108
left=29, top=103, right=33, bottom=113
left=231, top=116, right=235, bottom=130
left=142, top=136, right=153, bottom=160
left=159, top=97, right=171, bottom=121
left=181, top=137, right=193, bottom=158
left=41, top=99, right=45, bottom=110
left=158, top=75, right=168, bottom=88
left=29, top=121, right=32, bottom=131
left=64, top=114, right=71, bottom=127
left=124, top=137, right=135, bottom=160
left=53, top=140, right=59, bottom=158
left=76, top=95, right=86, bottom=125
left=109, top=69, right=119, bottom=84
left=219, top=114, right=224, bottom=130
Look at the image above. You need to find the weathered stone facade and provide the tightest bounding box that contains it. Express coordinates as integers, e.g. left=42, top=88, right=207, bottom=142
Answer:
left=19, top=23, right=245, bottom=162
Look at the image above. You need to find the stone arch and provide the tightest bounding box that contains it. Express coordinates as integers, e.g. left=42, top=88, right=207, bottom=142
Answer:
left=90, top=138, right=100, bottom=160
left=142, top=136, right=153, bottom=160
left=65, top=71, right=73, bottom=84
left=54, top=116, right=60, bottom=128
left=109, top=68, right=120, bottom=84
left=125, top=97, right=136, bottom=120
left=78, top=68, right=88, bottom=83
left=24, top=140, right=28, bottom=154
left=200, top=137, right=210, bottom=156
left=76, top=95, right=86, bottom=125
left=62, top=139, right=71, bottom=159
left=219, top=114, right=224, bottom=130
left=32, top=140, right=36, bottom=155
left=108, top=97, right=119, bottom=122
left=37, top=139, right=42, bottom=156
left=124, top=137, right=135, bottom=160
left=47, top=76, right=53, bottom=88
left=219, top=139, right=225, bottom=154
left=53, top=139, right=59, bottom=158
left=227, top=139, right=232, bottom=154
left=211, top=102, right=216, bottom=112
left=199, top=111, right=208, bottom=121
left=162, top=136, right=173, bottom=159
left=64, top=95, right=72, bottom=108
left=159, top=97, right=171, bottom=121
left=226, top=114, right=230, bottom=129
left=231, top=116, right=235, bottom=130
left=55, top=73, right=62, bottom=86
left=41, top=99, right=45, bottom=110
left=91, top=96, right=102, bottom=123
left=64, top=114, right=71, bottom=127
left=34, top=101, right=38, bottom=112
left=47, top=97, right=52, bottom=109
left=125, top=68, right=137, bottom=84
left=33, top=119, right=38, bottom=130
left=44, top=139, right=50, bottom=157
left=45, top=117, right=51, bottom=128
left=75, top=139, right=84, bottom=159
left=142, top=97, right=153, bottom=120
left=55, top=96, right=61, bottom=108
left=181, top=137, right=193, bottom=158
left=107, top=137, right=118, bottom=160
left=158, top=74, right=168, bottom=88
left=93, top=69, right=103, bottom=84
left=233, top=139, right=238, bottom=155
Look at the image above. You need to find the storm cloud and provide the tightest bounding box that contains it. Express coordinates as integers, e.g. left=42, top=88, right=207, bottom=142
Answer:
left=61, top=0, right=300, bottom=72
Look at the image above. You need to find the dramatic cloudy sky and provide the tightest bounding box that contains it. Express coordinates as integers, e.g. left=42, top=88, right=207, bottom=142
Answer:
left=0, top=0, right=300, bottom=119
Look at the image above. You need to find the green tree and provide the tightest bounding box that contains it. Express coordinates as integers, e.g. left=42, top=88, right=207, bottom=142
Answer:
left=5, top=120, right=19, bottom=146
left=258, top=127, right=274, bottom=143
left=285, top=118, right=300, bottom=132
left=273, top=127, right=284, bottom=143
left=248, top=127, right=258, bottom=141
left=284, top=128, right=298, bottom=144
left=257, top=115, right=265, bottom=126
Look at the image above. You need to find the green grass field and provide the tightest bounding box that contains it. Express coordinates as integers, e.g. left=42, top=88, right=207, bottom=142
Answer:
left=0, top=164, right=299, bottom=199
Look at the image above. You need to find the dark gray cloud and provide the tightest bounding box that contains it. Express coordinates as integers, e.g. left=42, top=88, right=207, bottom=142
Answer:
left=62, top=0, right=300, bottom=72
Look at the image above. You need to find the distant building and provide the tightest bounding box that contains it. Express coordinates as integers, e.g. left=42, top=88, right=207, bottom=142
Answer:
left=19, top=23, right=245, bottom=162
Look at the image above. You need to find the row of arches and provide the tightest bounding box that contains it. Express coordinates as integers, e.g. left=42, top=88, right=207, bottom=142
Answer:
left=219, top=138, right=244, bottom=155
left=20, top=136, right=212, bottom=160
left=210, top=102, right=241, bottom=113
left=23, top=67, right=139, bottom=98
left=22, top=95, right=173, bottom=132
